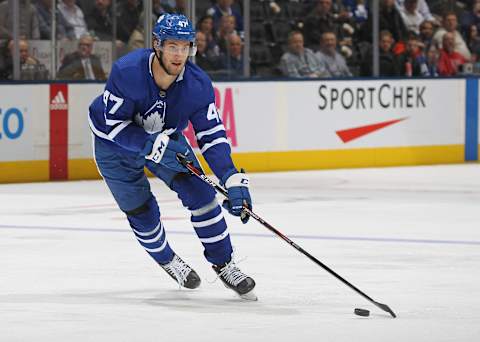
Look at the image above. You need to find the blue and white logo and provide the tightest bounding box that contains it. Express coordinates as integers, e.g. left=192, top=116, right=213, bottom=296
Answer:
left=0, top=107, right=24, bottom=140
left=134, top=100, right=167, bottom=134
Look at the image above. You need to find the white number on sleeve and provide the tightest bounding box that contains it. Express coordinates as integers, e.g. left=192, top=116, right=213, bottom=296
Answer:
left=206, top=102, right=220, bottom=123
left=103, top=90, right=124, bottom=115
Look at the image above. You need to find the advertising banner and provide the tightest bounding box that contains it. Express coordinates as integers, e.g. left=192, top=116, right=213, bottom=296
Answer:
left=206, top=79, right=465, bottom=153
left=50, top=83, right=69, bottom=179
left=0, top=78, right=472, bottom=183
left=68, top=84, right=104, bottom=160
left=0, top=84, right=49, bottom=161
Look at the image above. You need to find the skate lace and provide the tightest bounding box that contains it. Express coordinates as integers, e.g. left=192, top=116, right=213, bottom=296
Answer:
left=163, top=255, right=191, bottom=288
left=217, top=261, right=248, bottom=286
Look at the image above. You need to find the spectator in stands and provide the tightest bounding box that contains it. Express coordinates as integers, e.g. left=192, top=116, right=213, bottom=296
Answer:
left=425, top=45, right=439, bottom=76
left=396, top=31, right=430, bottom=76
left=419, top=19, right=435, bottom=52
left=215, top=15, right=237, bottom=54
left=279, top=31, right=327, bottom=78
left=35, top=0, right=75, bottom=40
left=128, top=11, right=149, bottom=52
left=207, top=0, right=244, bottom=33
left=0, top=39, right=9, bottom=80
left=459, top=0, right=480, bottom=39
left=395, top=0, right=436, bottom=23
left=197, top=15, right=220, bottom=57
left=360, top=0, right=408, bottom=44
left=433, top=12, right=471, bottom=61
left=0, top=39, right=8, bottom=79
left=154, top=0, right=173, bottom=15
left=360, top=30, right=401, bottom=76
left=85, top=0, right=114, bottom=41
left=170, top=0, right=187, bottom=14
left=195, top=31, right=220, bottom=72
left=127, top=17, right=144, bottom=52
left=127, top=25, right=144, bottom=52
left=378, top=31, right=401, bottom=74
left=57, top=34, right=106, bottom=80
left=437, top=32, right=467, bottom=76
left=467, top=24, right=480, bottom=62
left=127, top=0, right=172, bottom=51
left=117, top=0, right=142, bottom=44
left=219, top=33, right=244, bottom=77
left=58, top=0, right=88, bottom=39
left=0, top=0, right=40, bottom=40
left=398, top=0, right=426, bottom=34
left=303, top=0, right=344, bottom=49
left=75, top=0, right=95, bottom=15
left=0, top=39, right=48, bottom=80
left=382, top=0, right=408, bottom=43
left=342, top=0, right=368, bottom=23
left=315, top=31, right=352, bottom=77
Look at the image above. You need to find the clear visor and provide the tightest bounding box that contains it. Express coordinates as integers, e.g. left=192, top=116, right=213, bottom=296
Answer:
left=159, top=42, right=197, bottom=57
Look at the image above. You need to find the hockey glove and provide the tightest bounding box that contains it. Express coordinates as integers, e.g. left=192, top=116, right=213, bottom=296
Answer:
left=221, top=169, right=252, bottom=224
left=144, top=133, right=190, bottom=173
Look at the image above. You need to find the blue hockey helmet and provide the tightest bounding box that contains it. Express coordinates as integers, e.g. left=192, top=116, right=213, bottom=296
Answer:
left=153, top=14, right=197, bottom=56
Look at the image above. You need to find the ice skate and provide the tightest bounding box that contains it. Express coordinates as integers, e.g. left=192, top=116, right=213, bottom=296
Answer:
left=213, top=260, right=257, bottom=301
left=160, top=254, right=201, bottom=289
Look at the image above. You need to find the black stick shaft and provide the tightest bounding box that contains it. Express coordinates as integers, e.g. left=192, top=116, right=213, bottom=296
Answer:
left=176, top=154, right=396, bottom=318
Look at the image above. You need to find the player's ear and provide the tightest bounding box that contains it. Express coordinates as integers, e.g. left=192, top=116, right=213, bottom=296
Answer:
left=153, top=38, right=161, bottom=50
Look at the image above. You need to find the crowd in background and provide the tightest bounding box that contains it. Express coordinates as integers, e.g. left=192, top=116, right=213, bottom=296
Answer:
left=0, top=0, right=479, bottom=81
left=243, top=0, right=480, bottom=78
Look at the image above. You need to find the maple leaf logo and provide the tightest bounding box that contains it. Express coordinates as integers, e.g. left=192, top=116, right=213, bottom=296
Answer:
left=135, top=100, right=167, bottom=133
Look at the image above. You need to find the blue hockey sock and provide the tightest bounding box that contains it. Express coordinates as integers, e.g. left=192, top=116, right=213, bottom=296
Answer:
left=190, top=200, right=233, bottom=266
left=126, top=196, right=174, bottom=264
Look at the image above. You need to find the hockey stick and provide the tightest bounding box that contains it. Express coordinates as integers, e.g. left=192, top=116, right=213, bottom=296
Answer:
left=176, top=153, right=396, bottom=318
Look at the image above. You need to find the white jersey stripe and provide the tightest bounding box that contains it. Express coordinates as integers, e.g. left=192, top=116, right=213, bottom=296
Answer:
left=196, top=124, right=225, bottom=140
left=107, top=120, right=132, bottom=139
left=148, top=52, right=154, bottom=77
left=191, top=212, right=224, bottom=228
left=198, top=231, right=229, bottom=244
left=135, top=224, right=164, bottom=243
left=88, top=115, right=132, bottom=142
left=143, top=237, right=168, bottom=252
left=191, top=199, right=218, bottom=216
left=200, top=137, right=229, bottom=154
left=106, top=118, right=124, bottom=126
left=136, top=230, right=164, bottom=244
left=88, top=115, right=112, bottom=140
left=132, top=222, right=162, bottom=237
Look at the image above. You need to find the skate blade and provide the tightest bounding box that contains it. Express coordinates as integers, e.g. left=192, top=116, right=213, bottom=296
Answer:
left=239, top=290, right=258, bottom=301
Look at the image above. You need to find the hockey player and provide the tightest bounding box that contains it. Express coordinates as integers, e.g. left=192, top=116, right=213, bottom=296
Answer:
left=88, top=13, right=256, bottom=300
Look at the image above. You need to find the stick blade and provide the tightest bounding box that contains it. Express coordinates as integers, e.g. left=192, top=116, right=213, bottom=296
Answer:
left=374, top=301, right=397, bottom=318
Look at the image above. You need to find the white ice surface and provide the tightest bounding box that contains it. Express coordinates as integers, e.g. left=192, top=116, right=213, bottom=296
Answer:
left=1, top=164, right=480, bottom=341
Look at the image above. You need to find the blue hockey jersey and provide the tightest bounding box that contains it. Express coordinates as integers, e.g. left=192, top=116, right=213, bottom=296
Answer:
left=88, top=48, right=235, bottom=180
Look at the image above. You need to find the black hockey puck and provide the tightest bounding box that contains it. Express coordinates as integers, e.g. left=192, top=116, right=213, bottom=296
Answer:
left=354, top=308, right=370, bottom=317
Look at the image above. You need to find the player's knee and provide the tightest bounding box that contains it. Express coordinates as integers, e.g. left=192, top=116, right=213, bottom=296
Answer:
left=124, top=196, right=160, bottom=218
left=125, top=197, right=161, bottom=232
left=124, top=201, right=151, bottom=216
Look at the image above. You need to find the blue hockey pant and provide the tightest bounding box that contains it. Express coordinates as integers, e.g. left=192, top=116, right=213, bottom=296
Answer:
left=93, top=134, right=233, bottom=266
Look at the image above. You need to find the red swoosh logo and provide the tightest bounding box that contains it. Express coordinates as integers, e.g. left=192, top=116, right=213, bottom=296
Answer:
left=336, top=117, right=408, bottom=143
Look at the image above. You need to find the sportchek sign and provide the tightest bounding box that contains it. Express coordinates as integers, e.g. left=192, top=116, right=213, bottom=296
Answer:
left=208, top=79, right=465, bottom=152
left=317, top=79, right=464, bottom=149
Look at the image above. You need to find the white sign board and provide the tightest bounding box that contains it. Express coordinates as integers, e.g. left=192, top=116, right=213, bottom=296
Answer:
left=0, top=85, right=49, bottom=161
